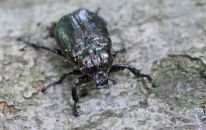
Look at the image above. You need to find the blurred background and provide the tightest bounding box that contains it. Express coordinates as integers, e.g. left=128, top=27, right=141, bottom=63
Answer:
left=0, top=0, right=206, bottom=129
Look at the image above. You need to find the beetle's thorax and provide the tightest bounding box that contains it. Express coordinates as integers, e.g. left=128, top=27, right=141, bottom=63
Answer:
left=80, top=50, right=112, bottom=75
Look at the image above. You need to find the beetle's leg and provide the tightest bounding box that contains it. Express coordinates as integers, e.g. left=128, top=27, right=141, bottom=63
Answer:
left=44, top=22, right=57, bottom=39
left=95, top=7, right=101, bottom=15
left=109, top=64, right=152, bottom=82
left=41, top=69, right=82, bottom=93
left=19, top=38, right=65, bottom=57
left=94, top=7, right=108, bottom=25
left=72, top=75, right=91, bottom=117
left=112, top=48, right=126, bottom=57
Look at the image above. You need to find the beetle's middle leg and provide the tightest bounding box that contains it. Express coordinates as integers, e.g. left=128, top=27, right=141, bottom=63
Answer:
left=112, top=49, right=126, bottom=57
left=44, top=22, right=57, bottom=39
left=41, top=69, right=82, bottom=93
left=109, top=64, right=152, bottom=82
left=72, top=75, right=91, bottom=117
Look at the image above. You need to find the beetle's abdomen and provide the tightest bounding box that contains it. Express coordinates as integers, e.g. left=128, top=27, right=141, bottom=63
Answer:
left=55, top=9, right=111, bottom=59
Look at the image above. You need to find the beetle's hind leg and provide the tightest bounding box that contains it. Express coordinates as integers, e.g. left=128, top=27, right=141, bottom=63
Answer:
left=109, top=64, right=152, bottom=82
left=18, top=37, right=65, bottom=57
left=41, top=69, right=82, bottom=93
left=95, top=7, right=101, bottom=15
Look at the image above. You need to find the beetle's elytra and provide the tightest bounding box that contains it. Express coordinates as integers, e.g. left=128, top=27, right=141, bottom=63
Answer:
left=20, top=8, right=152, bottom=117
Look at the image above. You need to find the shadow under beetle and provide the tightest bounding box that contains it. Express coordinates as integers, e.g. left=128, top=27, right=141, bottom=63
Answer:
left=20, top=8, right=152, bottom=117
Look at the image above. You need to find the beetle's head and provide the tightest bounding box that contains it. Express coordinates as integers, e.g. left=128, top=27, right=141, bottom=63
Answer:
left=94, top=71, right=109, bottom=89
left=81, top=52, right=113, bottom=89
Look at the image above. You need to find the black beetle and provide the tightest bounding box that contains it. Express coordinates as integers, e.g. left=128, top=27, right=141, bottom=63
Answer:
left=20, top=8, right=152, bottom=117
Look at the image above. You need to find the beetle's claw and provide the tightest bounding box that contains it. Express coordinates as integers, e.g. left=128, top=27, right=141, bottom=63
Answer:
left=146, top=75, right=152, bottom=83
left=140, top=74, right=152, bottom=83
left=76, top=105, right=80, bottom=108
left=73, top=110, right=80, bottom=117
left=73, top=104, right=80, bottom=117
left=41, top=88, right=48, bottom=94
left=203, top=109, right=206, bottom=114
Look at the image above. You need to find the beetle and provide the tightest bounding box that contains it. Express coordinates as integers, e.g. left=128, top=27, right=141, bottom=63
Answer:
left=19, top=8, right=152, bottom=117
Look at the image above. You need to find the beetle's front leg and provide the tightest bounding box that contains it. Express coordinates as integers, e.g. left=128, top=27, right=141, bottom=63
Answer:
left=72, top=75, right=91, bottom=117
left=109, top=64, right=152, bottom=82
left=41, top=69, right=82, bottom=93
